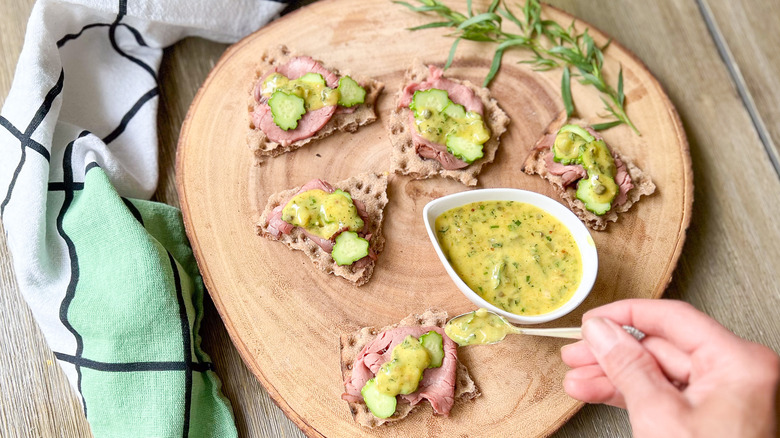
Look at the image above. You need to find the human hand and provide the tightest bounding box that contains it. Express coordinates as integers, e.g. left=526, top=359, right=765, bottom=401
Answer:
left=561, top=299, right=779, bottom=437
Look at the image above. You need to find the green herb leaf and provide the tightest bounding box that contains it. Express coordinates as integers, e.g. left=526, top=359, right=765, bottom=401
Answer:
left=395, top=2, right=452, bottom=13
left=445, top=37, right=461, bottom=69
left=562, top=66, right=573, bottom=118
left=461, top=31, right=497, bottom=42
left=393, top=1, right=418, bottom=10
left=590, top=120, right=623, bottom=131
left=486, top=47, right=505, bottom=86
left=408, top=21, right=454, bottom=31
left=498, top=6, right=523, bottom=28
left=457, top=12, right=502, bottom=30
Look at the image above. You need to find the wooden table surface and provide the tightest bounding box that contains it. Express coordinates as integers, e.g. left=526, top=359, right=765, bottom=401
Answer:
left=1, top=1, right=778, bottom=437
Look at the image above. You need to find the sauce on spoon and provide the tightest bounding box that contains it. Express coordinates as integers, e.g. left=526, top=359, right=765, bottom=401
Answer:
left=445, top=308, right=519, bottom=346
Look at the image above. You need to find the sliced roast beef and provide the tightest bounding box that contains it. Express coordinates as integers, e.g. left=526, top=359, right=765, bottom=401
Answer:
left=399, top=65, right=483, bottom=115
left=352, top=198, right=368, bottom=232
left=299, top=179, right=335, bottom=193
left=416, top=141, right=470, bottom=170
left=336, top=105, right=357, bottom=115
left=399, top=65, right=485, bottom=169
left=536, top=131, right=586, bottom=185
left=265, top=179, right=374, bottom=257
left=302, top=229, right=334, bottom=252
left=537, top=125, right=634, bottom=205
left=533, top=132, right=557, bottom=151
left=341, top=326, right=458, bottom=416
left=266, top=204, right=294, bottom=238
left=252, top=56, right=343, bottom=145
left=613, top=156, right=633, bottom=206
left=265, top=179, right=334, bottom=240
left=543, top=152, right=588, bottom=186
left=407, top=113, right=469, bottom=170
left=251, top=104, right=337, bottom=147
left=254, top=56, right=340, bottom=101
left=276, top=56, right=340, bottom=88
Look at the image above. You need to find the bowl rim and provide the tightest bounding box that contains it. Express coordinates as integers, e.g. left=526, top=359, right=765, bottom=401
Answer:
left=422, top=188, right=598, bottom=324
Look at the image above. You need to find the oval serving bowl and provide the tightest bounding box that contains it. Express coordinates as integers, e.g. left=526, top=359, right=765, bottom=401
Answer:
left=423, top=188, right=598, bottom=324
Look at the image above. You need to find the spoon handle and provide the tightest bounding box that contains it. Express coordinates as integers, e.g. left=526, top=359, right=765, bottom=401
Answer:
left=516, top=325, right=646, bottom=341
left=515, top=327, right=583, bottom=339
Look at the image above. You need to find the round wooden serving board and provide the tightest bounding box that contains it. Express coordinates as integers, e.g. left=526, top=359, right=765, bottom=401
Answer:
left=176, top=1, right=692, bottom=437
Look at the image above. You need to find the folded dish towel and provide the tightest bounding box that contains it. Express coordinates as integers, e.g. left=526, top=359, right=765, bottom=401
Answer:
left=0, top=0, right=287, bottom=436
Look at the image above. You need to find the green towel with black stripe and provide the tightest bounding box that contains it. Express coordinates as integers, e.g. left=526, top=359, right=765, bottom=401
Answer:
left=0, top=0, right=287, bottom=435
left=59, top=167, right=234, bottom=436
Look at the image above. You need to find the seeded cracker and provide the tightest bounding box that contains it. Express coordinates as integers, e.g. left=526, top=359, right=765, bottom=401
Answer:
left=522, top=114, right=656, bottom=230
left=340, top=309, right=480, bottom=428
left=256, top=172, right=388, bottom=286
left=247, top=45, right=384, bottom=164
left=387, top=60, right=510, bottom=186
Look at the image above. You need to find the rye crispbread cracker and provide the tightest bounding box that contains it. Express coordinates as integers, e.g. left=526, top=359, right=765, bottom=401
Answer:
left=247, top=45, right=384, bottom=164
left=339, top=309, right=480, bottom=428
left=256, top=172, right=388, bottom=286
left=387, top=60, right=510, bottom=186
left=522, top=115, right=656, bottom=230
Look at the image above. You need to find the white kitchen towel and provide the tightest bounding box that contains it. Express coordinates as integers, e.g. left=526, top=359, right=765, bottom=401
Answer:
left=0, top=0, right=288, bottom=436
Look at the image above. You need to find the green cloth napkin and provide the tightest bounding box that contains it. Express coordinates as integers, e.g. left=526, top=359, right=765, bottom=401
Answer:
left=61, top=167, right=235, bottom=437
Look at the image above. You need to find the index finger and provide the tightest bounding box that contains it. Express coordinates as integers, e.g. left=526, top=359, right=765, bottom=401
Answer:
left=583, top=299, right=738, bottom=354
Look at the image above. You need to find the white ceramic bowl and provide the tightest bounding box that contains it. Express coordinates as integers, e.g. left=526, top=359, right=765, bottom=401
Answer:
left=423, top=188, right=598, bottom=324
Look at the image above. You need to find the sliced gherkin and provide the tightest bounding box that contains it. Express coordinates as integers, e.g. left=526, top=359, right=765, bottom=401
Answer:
left=268, top=91, right=306, bottom=131
left=576, top=174, right=617, bottom=215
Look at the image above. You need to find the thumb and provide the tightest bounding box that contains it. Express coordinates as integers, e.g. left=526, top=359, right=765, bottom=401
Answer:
left=582, top=317, right=676, bottom=409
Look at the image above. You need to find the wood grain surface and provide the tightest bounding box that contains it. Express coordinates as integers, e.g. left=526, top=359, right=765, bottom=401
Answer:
left=2, top=1, right=779, bottom=437
left=176, top=1, right=690, bottom=437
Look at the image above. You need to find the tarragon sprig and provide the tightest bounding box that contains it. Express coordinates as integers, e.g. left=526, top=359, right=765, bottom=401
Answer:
left=394, top=0, right=640, bottom=135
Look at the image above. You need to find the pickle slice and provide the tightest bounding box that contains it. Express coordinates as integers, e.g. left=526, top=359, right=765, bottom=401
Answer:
left=268, top=91, right=306, bottom=131
left=331, top=231, right=369, bottom=266
left=337, top=76, right=366, bottom=107
left=361, top=378, right=397, bottom=419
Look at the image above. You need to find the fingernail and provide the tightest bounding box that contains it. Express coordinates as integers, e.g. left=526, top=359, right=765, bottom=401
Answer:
left=582, top=317, right=620, bottom=356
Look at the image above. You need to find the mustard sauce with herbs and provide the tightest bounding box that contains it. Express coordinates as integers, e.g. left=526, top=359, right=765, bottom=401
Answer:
left=435, top=201, right=582, bottom=315
left=415, top=109, right=490, bottom=145
left=281, top=189, right=363, bottom=239
left=445, top=308, right=517, bottom=346
left=261, top=73, right=338, bottom=111
left=374, top=336, right=431, bottom=396
left=409, top=88, right=490, bottom=154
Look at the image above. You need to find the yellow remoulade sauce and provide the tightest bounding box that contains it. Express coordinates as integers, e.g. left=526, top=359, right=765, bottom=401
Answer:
left=261, top=73, right=339, bottom=110
left=281, top=189, right=363, bottom=239
left=435, top=200, right=582, bottom=315
left=445, top=308, right=516, bottom=346
left=414, top=105, right=489, bottom=145
left=374, top=336, right=431, bottom=396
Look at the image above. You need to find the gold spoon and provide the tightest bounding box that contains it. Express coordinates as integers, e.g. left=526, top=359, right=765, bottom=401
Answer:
left=445, top=308, right=646, bottom=347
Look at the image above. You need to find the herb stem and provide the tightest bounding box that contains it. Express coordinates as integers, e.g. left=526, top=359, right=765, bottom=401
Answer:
left=395, top=0, right=640, bottom=135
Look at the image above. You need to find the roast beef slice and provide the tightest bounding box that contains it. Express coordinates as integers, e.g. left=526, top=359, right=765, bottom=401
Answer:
left=387, top=60, right=510, bottom=186
left=247, top=45, right=384, bottom=163
left=339, top=309, right=480, bottom=428
left=522, top=114, right=656, bottom=230
left=256, top=172, right=388, bottom=286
